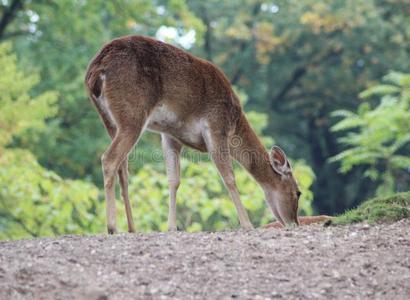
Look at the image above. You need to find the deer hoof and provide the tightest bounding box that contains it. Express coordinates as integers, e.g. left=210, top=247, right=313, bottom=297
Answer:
left=168, top=226, right=177, bottom=232
left=107, top=226, right=117, bottom=234
left=241, top=223, right=254, bottom=230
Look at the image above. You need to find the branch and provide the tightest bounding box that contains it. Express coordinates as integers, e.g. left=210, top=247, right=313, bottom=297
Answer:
left=0, top=0, right=24, bottom=39
left=270, top=47, right=344, bottom=110
left=271, top=67, right=306, bottom=108
left=0, top=29, right=30, bottom=40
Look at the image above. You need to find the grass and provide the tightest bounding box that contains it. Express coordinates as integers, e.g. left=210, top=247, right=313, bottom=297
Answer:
left=333, top=191, right=410, bottom=225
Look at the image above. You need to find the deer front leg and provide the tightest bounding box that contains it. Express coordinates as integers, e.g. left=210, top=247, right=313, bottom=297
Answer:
left=203, top=127, right=253, bottom=230
left=161, top=134, right=182, bottom=231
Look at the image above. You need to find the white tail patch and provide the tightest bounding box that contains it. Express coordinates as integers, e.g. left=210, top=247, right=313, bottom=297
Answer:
left=96, top=74, right=116, bottom=126
left=97, top=95, right=116, bottom=126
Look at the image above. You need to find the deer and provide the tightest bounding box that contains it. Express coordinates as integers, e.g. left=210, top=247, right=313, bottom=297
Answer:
left=85, top=35, right=301, bottom=234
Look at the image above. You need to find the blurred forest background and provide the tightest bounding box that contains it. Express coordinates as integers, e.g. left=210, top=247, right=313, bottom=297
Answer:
left=1, top=0, right=409, bottom=239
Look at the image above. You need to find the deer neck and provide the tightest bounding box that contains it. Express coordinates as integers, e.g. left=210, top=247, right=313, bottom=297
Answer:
left=231, top=113, right=277, bottom=187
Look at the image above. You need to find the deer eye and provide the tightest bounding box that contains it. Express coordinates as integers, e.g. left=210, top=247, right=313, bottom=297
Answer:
left=296, top=191, right=302, bottom=198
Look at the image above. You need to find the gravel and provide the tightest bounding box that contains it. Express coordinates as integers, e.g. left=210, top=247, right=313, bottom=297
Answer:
left=1, top=220, right=409, bottom=299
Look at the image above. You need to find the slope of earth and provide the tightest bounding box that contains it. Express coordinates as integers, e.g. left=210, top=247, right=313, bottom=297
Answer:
left=1, top=220, right=409, bottom=299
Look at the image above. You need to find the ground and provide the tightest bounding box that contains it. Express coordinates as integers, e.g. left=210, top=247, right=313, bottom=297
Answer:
left=1, top=220, right=409, bottom=300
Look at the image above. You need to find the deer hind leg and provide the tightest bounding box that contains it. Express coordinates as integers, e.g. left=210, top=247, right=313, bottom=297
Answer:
left=202, top=125, right=253, bottom=230
left=102, top=124, right=144, bottom=234
left=161, top=134, right=182, bottom=231
left=103, top=128, right=135, bottom=233
left=93, top=96, right=137, bottom=234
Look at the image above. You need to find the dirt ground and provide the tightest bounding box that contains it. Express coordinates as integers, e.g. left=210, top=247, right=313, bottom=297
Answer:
left=1, top=220, right=409, bottom=300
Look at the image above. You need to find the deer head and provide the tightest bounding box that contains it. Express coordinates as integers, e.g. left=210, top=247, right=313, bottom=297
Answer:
left=265, top=146, right=301, bottom=227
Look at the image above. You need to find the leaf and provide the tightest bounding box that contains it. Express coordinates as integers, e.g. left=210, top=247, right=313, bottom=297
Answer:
left=390, top=156, right=410, bottom=170
left=331, top=110, right=356, bottom=118
left=359, top=84, right=400, bottom=99
left=383, top=71, right=407, bottom=86
left=331, top=116, right=364, bottom=132
left=389, top=134, right=410, bottom=152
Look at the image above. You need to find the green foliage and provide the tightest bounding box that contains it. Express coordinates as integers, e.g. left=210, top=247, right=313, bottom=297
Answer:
left=0, top=41, right=103, bottom=240
left=0, top=43, right=57, bottom=146
left=334, top=192, right=410, bottom=225
left=0, top=149, right=104, bottom=239
left=331, top=72, right=410, bottom=196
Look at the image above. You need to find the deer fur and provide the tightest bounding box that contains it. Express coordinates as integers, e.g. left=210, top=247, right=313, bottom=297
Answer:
left=85, top=35, right=301, bottom=234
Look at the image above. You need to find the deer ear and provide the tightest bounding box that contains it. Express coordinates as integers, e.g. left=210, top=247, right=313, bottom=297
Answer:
left=269, top=146, right=291, bottom=176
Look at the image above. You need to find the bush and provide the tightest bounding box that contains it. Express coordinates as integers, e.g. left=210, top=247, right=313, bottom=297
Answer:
left=0, top=149, right=105, bottom=239
left=331, top=72, right=410, bottom=196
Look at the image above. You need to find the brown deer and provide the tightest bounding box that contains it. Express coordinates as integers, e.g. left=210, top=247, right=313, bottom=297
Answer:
left=85, top=35, right=301, bottom=234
